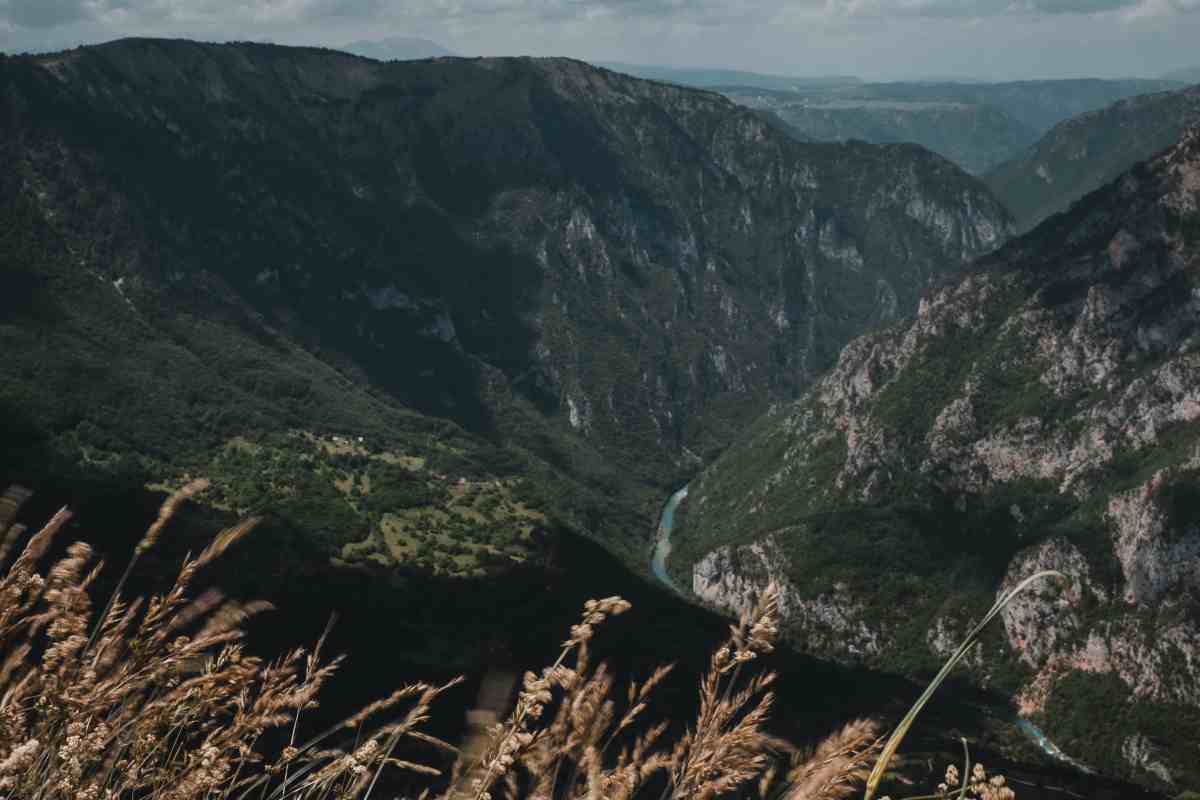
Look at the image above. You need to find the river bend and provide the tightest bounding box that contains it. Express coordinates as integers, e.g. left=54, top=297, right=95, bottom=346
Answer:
left=650, top=485, right=1088, bottom=772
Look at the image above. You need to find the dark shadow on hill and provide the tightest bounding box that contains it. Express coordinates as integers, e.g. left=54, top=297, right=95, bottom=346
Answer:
left=0, top=462, right=1166, bottom=799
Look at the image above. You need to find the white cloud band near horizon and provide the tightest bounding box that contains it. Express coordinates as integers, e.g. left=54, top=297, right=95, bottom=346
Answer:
left=0, top=0, right=1197, bottom=80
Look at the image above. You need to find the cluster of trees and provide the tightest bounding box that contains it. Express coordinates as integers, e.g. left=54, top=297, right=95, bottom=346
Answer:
left=1044, top=670, right=1200, bottom=789
left=362, top=462, right=447, bottom=513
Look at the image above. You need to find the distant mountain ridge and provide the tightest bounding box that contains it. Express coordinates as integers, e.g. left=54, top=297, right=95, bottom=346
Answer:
left=1162, top=65, right=1200, bottom=84
left=986, top=84, right=1200, bottom=231
left=718, top=78, right=1185, bottom=175
left=723, top=88, right=1037, bottom=174
left=846, top=78, right=1185, bottom=132
left=592, top=62, right=861, bottom=91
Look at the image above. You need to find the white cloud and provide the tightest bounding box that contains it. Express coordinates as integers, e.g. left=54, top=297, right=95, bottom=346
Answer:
left=0, top=0, right=1198, bottom=78
left=820, top=0, right=1155, bottom=18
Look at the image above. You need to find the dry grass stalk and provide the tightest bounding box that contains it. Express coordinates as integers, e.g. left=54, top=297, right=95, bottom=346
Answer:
left=0, top=485, right=33, bottom=536
left=447, top=596, right=634, bottom=800
left=451, top=581, right=831, bottom=800
left=1, top=483, right=984, bottom=800
left=0, top=485, right=457, bottom=800
left=771, top=718, right=882, bottom=800
left=663, top=582, right=784, bottom=800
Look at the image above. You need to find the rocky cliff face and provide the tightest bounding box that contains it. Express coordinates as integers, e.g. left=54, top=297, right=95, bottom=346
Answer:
left=676, top=127, right=1200, bottom=788
left=986, top=84, right=1200, bottom=232
left=0, top=38, right=1010, bottom=554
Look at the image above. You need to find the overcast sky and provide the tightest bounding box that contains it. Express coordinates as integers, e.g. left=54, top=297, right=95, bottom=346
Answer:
left=0, top=0, right=1197, bottom=81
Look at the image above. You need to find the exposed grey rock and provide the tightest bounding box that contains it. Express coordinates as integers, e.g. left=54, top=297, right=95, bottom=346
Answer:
left=677, top=125, right=1200, bottom=786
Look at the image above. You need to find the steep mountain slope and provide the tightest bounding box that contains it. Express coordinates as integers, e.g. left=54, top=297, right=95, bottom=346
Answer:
left=723, top=89, right=1038, bottom=174
left=0, top=38, right=1010, bottom=566
left=986, top=84, right=1200, bottom=232
left=673, top=127, right=1200, bottom=788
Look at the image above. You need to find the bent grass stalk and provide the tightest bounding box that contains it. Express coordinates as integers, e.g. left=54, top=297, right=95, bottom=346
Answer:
left=862, top=570, right=1066, bottom=800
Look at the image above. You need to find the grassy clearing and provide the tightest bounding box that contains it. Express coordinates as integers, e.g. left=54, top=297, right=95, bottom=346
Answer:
left=149, top=431, right=547, bottom=577
left=341, top=479, right=545, bottom=577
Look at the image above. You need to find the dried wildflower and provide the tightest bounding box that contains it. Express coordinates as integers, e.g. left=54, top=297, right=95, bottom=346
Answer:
left=0, top=738, right=39, bottom=774
left=926, top=760, right=1017, bottom=800
left=778, top=718, right=882, bottom=800
left=665, top=583, right=785, bottom=800
left=0, top=487, right=453, bottom=800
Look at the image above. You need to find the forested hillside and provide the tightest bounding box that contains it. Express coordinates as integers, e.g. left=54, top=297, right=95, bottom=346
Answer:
left=0, top=38, right=1010, bottom=571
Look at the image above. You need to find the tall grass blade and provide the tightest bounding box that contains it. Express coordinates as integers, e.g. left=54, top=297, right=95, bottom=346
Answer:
left=863, top=569, right=1066, bottom=800
left=956, top=737, right=969, bottom=800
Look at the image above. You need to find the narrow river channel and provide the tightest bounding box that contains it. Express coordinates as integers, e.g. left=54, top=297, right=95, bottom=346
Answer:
left=650, top=486, right=688, bottom=595
left=650, top=485, right=1090, bottom=773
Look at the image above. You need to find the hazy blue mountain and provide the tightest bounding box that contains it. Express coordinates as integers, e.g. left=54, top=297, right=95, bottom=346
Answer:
left=844, top=79, right=1185, bottom=133
left=593, top=62, right=860, bottom=92
left=724, top=88, right=1039, bottom=174
left=720, top=78, right=1186, bottom=176
left=986, top=84, right=1200, bottom=231
left=1162, top=65, right=1200, bottom=83
left=340, top=36, right=455, bottom=61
